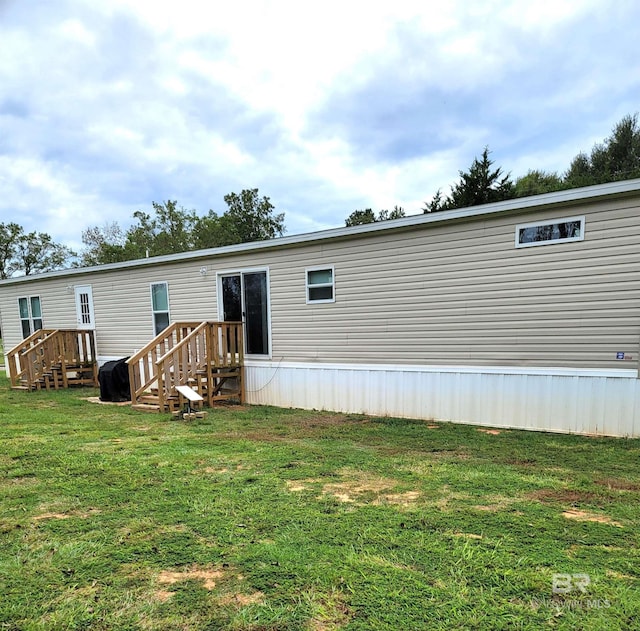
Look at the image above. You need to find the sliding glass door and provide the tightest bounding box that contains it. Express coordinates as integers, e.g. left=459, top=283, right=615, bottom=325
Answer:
left=219, top=269, right=270, bottom=356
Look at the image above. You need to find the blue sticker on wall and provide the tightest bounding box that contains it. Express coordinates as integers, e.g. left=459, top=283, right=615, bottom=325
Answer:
left=616, top=352, right=625, bottom=360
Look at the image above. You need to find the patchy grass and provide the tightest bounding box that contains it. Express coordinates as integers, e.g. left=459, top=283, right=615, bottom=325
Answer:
left=1, top=374, right=639, bottom=629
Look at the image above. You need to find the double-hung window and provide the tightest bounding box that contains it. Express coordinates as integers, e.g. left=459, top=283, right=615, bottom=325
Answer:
left=151, top=282, right=170, bottom=335
left=18, top=296, right=43, bottom=338
left=306, top=266, right=335, bottom=303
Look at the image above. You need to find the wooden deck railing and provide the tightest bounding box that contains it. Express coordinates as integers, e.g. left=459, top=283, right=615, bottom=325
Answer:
left=7, top=329, right=98, bottom=390
left=125, top=322, right=202, bottom=408
left=127, top=321, right=243, bottom=409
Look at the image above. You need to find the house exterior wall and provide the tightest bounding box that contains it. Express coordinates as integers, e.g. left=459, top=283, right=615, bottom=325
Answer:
left=266, top=197, right=640, bottom=371
left=1, top=184, right=639, bottom=436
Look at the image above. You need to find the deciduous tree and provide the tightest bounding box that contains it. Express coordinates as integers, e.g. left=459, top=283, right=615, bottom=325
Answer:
left=78, top=189, right=285, bottom=265
left=514, top=170, right=564, bottom=197
left=345, top=206, right=405, bottom=226
left=12, top=231, right=76, bottom=276
left=564, top=114, right=640, bottom=187
left=0, top=222, right=22, bottom=279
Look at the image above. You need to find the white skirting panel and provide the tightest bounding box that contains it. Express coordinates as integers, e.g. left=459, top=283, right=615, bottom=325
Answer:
left=244, top=362, right=640, bottom=438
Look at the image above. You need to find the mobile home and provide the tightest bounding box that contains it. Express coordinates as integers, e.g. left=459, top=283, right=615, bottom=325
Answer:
left=2, top=179, right=640, bottom=436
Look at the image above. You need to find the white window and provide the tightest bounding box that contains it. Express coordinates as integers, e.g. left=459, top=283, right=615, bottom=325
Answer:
left=516, top=216, right=585, bottom=248
left=18, top=296, right=43, bottom=338
left=306, top=266, right=335, bottom=303
left=151, top=282, right=170, bottom=335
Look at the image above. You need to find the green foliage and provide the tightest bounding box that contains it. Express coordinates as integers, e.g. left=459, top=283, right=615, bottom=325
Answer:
left=564, top=114, right=640, bottom=187
left=425, top=147, right=514, bottom=212
left=345, top=208, right=376, bottom=226
left=126, top=201, right=199, bottom=259
left=1, top=378, right=640, bottom=629
left=0, top=222, right=22, bottom=279
left=79, top=189, right=285, bottom=266
left=514, top=170, right=564, bottom=197
left=425, top=114, right=640, bottom=211
left=345, top=205, right=405, bottom=226
left=0, top=223, right=75, bottom=278
left=218, top=188, right=285, bottom=245
left=77, top=222, right=127, bottom=267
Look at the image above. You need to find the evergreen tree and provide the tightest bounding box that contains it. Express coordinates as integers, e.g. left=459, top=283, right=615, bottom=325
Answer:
left=424, top=147, right=514, bottom=212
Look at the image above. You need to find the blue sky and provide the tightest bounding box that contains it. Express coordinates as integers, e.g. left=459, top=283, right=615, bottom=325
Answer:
left=1, top=0, right=639, bottom=251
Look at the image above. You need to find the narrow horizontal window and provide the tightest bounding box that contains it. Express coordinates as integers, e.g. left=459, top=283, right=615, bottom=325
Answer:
left=306, top=267, right=335, bottom=303
left=515, top=216, right=585, bottom=248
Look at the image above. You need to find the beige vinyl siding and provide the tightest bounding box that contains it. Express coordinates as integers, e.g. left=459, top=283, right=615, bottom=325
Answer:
left=1, top=193, right=639, bottom=371
left=267, top=197, right=640, bottom=370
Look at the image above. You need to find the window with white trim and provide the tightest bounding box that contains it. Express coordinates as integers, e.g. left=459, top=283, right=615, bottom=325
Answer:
left=151, top=282, right=170, bottom=335
left=516, top=216, right=585, bottom=248
left=306, top=267, right=335, bottom=303
left=18, top=296, right=43, bottom=338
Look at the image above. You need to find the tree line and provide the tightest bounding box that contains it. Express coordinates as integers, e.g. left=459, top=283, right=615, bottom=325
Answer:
left=345, top=113, right=640, bottom=224
left=79, top=189, right=284, bottom=267
left=2, top=114, right=639, bottom=277
left=0, top=188, right=284, bottom=278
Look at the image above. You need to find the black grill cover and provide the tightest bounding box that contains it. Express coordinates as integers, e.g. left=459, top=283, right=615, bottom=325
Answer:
left=99, top=357, right=131, bottom=402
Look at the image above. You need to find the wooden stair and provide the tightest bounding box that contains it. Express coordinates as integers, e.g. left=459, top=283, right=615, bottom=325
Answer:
left=7, top=330, right=98, bottom=391
left=127, top=322, right=244, bottom=414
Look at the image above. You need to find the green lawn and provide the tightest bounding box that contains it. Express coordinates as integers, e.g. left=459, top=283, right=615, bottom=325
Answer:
left=1, top=374, right=639, bottom=630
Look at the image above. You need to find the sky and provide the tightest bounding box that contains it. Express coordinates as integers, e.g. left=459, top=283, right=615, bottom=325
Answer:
left=1, top=0, right=639, bottom=252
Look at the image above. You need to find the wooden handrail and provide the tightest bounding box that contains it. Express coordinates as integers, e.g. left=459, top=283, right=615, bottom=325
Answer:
left=156, top=322, right=209, bottom=410
left=7, top=329, right=97, bottom=389
left=7, top=329, right=56, bottom=386
left=155, top=322, right=208, bottom=365
left=126, top=321, right=244, bottom=409
left=126, top=322, right=204, bottom=406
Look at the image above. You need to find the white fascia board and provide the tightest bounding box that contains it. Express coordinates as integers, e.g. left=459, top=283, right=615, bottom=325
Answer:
left=4, top=178, right=640, bottom=287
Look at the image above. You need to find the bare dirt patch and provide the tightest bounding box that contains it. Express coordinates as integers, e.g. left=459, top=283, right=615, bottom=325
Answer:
left=452, top=532, right=483, bottom=539
left=34, top=512, right=70, bottom=521
left=562, top=509, right=622, bottom=527
left=157, top=566, right=225, bottom=590
left=4, top=476, right=38, bottom=486
left=287, top=470, right=418, bottom=507
left=84, top=397, right=131, bottom=407
left=286, top=480, right=316, bottom=492
left=374, top=490, right=421, bottom=507
left=320, top=470, right=399, bottom=504
left=154, top=590, right=174, bottom=602
left=34, top=508, right=101, bottom=521
left=476, top=428, right=502, bottom=435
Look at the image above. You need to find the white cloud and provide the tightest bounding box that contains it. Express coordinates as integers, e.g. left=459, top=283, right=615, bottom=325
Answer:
left=0, top=0, right=638, bottom=250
